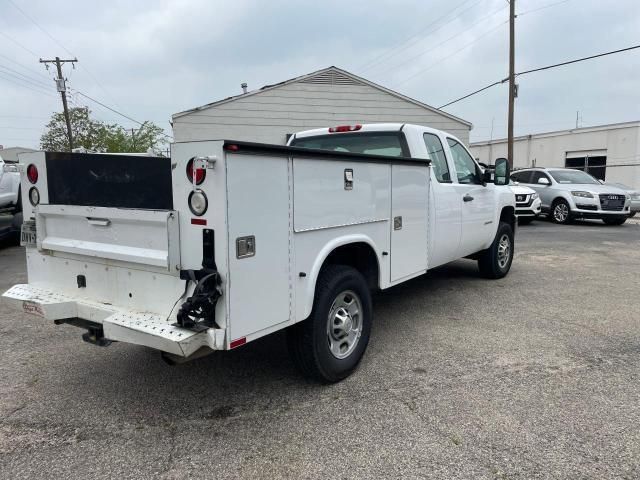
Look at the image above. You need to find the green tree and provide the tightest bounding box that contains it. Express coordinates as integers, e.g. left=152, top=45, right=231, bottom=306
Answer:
left=40, top=107, right=167, bottom=154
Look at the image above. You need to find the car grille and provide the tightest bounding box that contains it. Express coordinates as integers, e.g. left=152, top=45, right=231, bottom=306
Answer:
left=576, top=204, right=598, bottom=211
left=515, top=194, right=532, bottom=206
left=599, top=194, right=625, bottom=211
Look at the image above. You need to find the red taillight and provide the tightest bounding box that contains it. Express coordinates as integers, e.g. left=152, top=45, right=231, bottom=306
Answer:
left=230, top=337, right=247, bottom=349
left=186, top=158, right=205, bottom=185
left=224, top=144, right=239, bottom=152
left=27, top=164, right=38, bottom=184
left=328, top=124, right=362, bottom=133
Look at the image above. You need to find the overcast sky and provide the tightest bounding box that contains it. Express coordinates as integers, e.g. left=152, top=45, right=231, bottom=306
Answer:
left=0, top=0, right=638, bottom=149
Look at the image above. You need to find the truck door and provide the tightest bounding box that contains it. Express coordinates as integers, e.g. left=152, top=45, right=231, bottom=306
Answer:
left=390, top=163, right=429, bottom=282
left=446, top=138, right=495, bottom=257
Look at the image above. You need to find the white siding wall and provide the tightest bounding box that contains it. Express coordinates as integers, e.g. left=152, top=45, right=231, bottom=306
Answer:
left=173, top=82, right=470, bottom=145
left=470, top=124, right=640, bottom=189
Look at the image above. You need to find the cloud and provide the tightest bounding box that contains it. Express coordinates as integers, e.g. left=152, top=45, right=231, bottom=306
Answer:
left=0, top=0, right=638, bottom=148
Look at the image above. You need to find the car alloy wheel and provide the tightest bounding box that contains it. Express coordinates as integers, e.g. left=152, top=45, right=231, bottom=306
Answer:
left=553, top=203, right=569, bottom=223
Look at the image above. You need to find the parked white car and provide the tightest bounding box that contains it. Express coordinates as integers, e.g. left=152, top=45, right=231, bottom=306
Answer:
left=0, top=155, right=21, bottom=212
left=510, top=182, right=541, bottom=224
left=3, top=124, right=516, bottom=382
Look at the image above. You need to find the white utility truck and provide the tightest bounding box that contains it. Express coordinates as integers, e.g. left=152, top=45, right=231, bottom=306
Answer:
left=3, top=123, right=515, bottom=382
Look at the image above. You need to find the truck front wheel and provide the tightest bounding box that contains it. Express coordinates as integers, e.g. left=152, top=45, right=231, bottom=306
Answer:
left=287, top=265, right=372, bottom=383
left=477, top=221, right=514, bottom=279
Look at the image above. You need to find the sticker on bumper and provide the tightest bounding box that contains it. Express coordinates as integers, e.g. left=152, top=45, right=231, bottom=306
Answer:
left=22, top=301, right=44, bottom=317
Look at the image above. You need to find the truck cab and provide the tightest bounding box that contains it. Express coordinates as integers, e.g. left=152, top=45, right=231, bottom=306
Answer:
left=289, top=124, right=516, bottom=269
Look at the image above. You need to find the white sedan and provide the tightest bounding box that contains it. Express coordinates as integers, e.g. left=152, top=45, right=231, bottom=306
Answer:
left=0, top=155, right=21, bottom=212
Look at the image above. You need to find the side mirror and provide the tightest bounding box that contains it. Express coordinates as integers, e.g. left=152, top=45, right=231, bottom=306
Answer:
left=494, top=158, right=509, bottom=186
left=538, top=177, right=550, bottom=185
left=482, top=169, right=492, bottom=184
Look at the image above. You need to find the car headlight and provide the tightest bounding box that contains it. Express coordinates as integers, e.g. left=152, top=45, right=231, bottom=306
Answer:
left=632, top=193, right=640, bottom=200
left=531, top=193, right=539, bottom=199
left=3, top=163, right=19, bottom=173
left=571, top=191, right=594, bottom=198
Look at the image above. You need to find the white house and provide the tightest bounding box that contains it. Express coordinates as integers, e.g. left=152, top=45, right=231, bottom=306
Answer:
left=470, top=121, right=640, bottom=189
left=172, top=66, right=472, bottom=145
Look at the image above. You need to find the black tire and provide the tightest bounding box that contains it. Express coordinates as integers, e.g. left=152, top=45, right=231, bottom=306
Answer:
left=478, top=221, right=514, bottom=279
left=287, top=265, right=372, bottom=383
left=602, top=217, right=627, bottom=226
left=518, top=216, right=534, bottom=225
left=550, top=199, right=571, bottom=224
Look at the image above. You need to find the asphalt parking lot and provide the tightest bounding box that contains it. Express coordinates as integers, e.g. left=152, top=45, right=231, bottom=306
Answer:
left=1, top=217, right=639, bottom=479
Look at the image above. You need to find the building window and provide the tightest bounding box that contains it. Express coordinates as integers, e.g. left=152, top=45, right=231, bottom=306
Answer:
left=565, top=155, right=607, bottom=180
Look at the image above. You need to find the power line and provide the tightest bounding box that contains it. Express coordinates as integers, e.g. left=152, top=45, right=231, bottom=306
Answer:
left=438, top=44, right=640, bottom=109
left=5, top=0, right=122, bottom=109
left=357, top=0, right=483, bottom=73
left=394, top=20, right=507, bottom=87
left=516, top=45, right=640, bottom=76
left=73, top=90, right=173, bottom=139
left=0, top=53, right=52, bottom=82
left=0, top=30, right=40, bottom=58
left=517, top=0, right=571, bottom=17
left=0, top=62, right=51, bottom=89
left=0, top=71, right=57, bottom=98
left=374, top=4, right=508, bottom=79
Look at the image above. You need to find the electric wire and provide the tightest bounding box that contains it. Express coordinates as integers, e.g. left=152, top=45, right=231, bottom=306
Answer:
left=357, top=0, right=483, bottom=73
left=0, top=62, right=51, bottom=89
left=5, top=0, right=122, bottom=108
left=438, top=44, right=640, bottom=109
left=377, top=5, right=508, bottom=78
left=395, top=20, right=508, bottom=87
left=72, top=89, right=174, bottom=139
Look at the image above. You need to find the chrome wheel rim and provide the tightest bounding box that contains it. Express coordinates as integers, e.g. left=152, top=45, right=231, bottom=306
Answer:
left=554, top=203, right=569, bottom=222
left=326, top=290, right=362, bottom=359
left=497, top=234, right=511, bottom=269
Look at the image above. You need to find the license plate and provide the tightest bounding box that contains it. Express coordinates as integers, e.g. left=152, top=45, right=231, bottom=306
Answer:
left=20, top=220, right=36, bottom=247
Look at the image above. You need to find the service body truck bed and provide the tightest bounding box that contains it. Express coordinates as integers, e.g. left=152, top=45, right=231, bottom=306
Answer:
left=3, top=124, right=515, bottom=382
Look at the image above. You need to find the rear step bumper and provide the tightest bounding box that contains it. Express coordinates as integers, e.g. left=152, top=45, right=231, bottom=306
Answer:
left=2, top=284, right=225, bottom=356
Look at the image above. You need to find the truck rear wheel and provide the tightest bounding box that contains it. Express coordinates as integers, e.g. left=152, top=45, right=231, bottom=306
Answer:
left=477, top=221, right=514, bottom=279
left=287, top=265, right=372, bottom=383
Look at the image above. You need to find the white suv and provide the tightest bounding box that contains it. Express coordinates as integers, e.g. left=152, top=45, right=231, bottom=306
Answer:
left=0, top=155, right=21, bottom=212
left=511, top=167, right=631, bottom=225
left=510, top=182, right=541, bottom=224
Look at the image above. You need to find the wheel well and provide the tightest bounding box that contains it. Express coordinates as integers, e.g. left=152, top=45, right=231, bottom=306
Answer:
left=500, top=206, right=515, bottom=230
left=322, top=242, right=379, bottom=290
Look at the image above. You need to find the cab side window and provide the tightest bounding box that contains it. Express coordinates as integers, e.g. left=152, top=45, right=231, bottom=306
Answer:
left=447, top=138, right=481, bottom=184
left=423, top=133, right=451, bottom=183
left=511, top=171, right=532, bottom=183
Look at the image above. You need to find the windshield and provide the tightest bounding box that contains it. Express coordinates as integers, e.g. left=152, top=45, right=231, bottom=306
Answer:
left=549, top=169, right=599, bottom=185
left=291, top=132, right=407, bottom=157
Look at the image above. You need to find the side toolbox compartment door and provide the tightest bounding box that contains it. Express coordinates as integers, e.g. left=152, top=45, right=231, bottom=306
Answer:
left=390, top=164, right=429, bottom=282
left=226, top=154, right=291, bottom=341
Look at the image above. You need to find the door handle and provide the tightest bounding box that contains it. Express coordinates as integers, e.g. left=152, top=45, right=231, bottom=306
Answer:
left=87, top=217, right=111, bottom=227
left=463, top=194, right=474, bottom=202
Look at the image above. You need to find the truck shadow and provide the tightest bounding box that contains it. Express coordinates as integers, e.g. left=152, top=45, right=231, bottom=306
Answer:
left=48, top=259, right=487, bottom=424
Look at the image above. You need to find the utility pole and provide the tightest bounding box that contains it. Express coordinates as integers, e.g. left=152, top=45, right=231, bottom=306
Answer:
left=40, top=57, right=77, bottom=151
left=507, top=0, right=516, bottom=169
